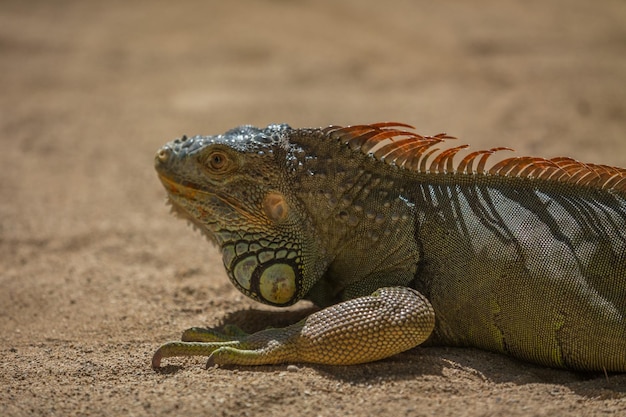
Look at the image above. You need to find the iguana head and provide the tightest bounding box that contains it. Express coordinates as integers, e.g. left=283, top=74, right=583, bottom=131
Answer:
left=155, top=124, right=324, bottom=307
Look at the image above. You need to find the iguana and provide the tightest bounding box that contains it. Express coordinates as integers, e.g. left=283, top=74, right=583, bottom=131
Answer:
left=152, top=122, right=626, bottom=371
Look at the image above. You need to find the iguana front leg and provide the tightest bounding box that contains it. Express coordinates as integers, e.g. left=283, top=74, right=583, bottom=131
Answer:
left=152, top=287, right=435, bottom=368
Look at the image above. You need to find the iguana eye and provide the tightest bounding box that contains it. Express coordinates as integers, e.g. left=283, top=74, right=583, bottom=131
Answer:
left=203, top=150, right=233, bottom=174
left=209, top=152, right=227, bottom=169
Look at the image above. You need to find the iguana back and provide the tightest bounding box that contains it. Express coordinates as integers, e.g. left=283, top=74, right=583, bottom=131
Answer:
left=153, top=123, right=626, bottom=371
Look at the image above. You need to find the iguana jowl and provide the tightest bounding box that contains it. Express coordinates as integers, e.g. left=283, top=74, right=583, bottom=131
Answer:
left=153, top=123, right=626, bottom=371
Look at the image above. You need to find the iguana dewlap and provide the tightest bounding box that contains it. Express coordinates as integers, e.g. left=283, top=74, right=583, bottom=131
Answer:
left=153, top=123, right=626, bottom=371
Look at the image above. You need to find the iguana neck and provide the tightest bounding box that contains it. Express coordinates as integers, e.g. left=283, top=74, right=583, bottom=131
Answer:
left=282, top=128, right=419, bottom=305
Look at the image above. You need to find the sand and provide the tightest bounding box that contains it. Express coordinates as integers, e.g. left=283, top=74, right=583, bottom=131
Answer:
left=2, top=0, right=626, bottom=415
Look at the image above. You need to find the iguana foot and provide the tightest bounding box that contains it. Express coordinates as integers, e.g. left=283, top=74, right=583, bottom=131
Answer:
left=152, top=324, right=298, bottom=368
left=152, top=287, right=435, bottom=368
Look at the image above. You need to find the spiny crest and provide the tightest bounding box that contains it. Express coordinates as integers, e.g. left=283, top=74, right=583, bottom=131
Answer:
left=322, top=123, right=626, bottom=194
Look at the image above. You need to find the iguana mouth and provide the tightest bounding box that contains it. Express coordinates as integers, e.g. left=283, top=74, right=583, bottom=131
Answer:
left=157, top=172, right=230, bottom=208
left=156, top=172, right=205, bottom=201
left=157, top=172, right=260, bottom=235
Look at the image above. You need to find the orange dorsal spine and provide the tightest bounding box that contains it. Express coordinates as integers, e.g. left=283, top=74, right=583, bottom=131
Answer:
left=323, top=123, right=626, bottom=195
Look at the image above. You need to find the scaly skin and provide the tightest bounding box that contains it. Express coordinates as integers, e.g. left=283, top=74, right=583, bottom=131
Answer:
left=153, top=287, right=435, bottom=367
left=153, top=123, right=626, bottom=371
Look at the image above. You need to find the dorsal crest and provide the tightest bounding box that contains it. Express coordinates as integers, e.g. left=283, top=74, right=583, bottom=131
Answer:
left=322, top=123, right=626, bottom=194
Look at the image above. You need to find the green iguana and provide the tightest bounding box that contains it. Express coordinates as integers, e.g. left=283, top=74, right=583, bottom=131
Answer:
left=152, top=122, right=626, bottom=371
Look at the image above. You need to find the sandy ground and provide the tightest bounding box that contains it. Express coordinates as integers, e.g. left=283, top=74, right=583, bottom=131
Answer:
left=2, top=0, right=626, bottom=416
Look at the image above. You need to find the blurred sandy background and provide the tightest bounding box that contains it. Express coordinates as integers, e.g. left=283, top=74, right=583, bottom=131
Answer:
left=1, top=0, right=626, bottom=416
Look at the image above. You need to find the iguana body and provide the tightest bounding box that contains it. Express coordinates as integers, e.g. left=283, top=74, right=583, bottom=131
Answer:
left=153, top=123, right=626, bottom=371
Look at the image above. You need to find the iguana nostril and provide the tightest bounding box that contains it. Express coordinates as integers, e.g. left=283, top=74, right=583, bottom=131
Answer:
left=156, top=147, right=172, bottom=163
